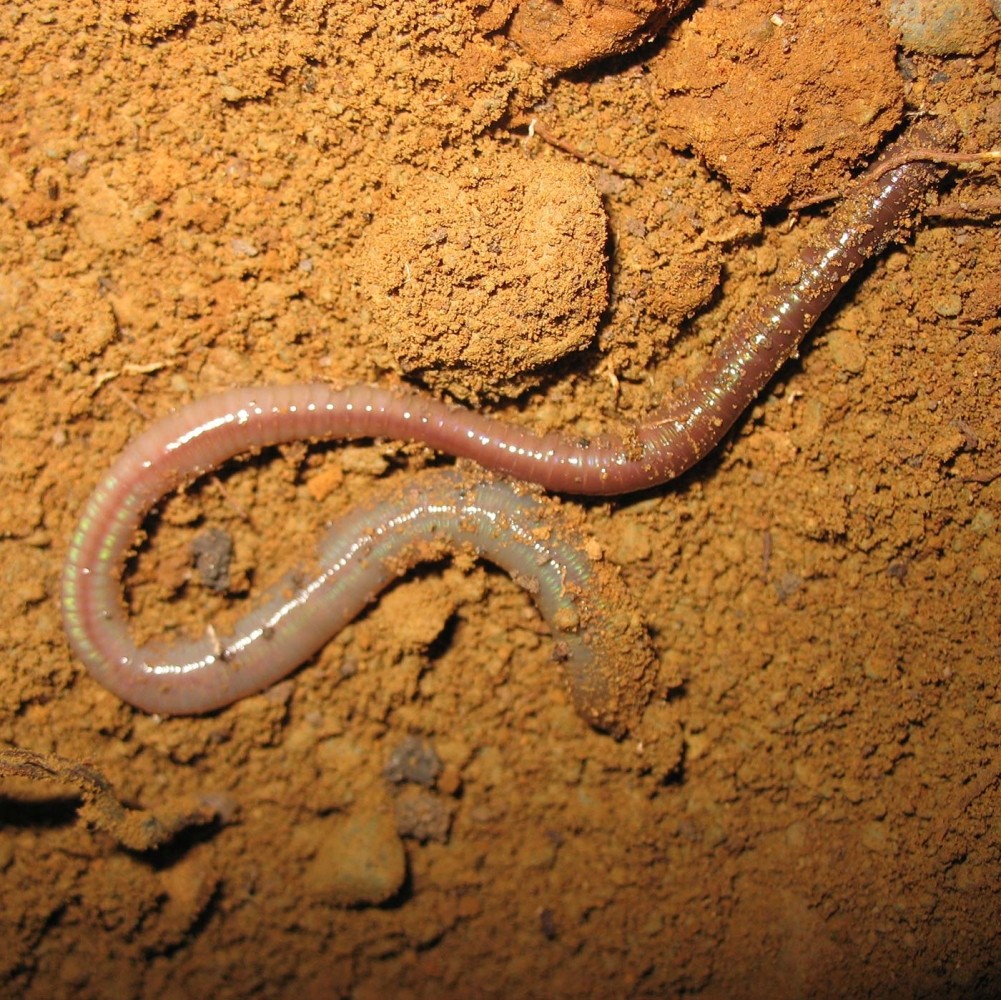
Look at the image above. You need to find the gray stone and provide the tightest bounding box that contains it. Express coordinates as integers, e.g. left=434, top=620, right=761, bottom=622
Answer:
left=888, top=0, right=998, bottom=56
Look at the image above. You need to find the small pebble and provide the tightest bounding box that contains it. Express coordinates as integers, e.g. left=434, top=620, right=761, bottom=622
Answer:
left=303, top=810, right=406, bottom=906
left=774, top=572, right=804, bottom=603
left=969, top=510, right=996, bottom=535
left=932, top=293, right=963, bottom=319
left=191, top=527, right=234, bottom=593
left=861, top=820, right=891, bottom=852
left=827, top=327, right=866, bottom=374
left=383, top=735, right=442, bottom=787
left=393, top=786, right=453, bottom=843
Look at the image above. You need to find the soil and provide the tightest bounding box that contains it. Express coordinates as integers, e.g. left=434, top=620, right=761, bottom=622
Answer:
left=1, top=1, right=1000, bottom=997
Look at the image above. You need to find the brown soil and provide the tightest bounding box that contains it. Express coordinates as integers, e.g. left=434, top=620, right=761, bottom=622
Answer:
left=1, top=1, right=999, bottom=997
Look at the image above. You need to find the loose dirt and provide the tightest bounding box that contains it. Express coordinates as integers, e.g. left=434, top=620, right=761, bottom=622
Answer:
left=1, top=1, right=999, bottom=997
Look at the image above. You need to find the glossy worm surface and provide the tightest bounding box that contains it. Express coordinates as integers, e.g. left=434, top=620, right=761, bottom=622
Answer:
left=63, top=467, right=655, bottom=733
left=62, top=123, right=948, bottom=724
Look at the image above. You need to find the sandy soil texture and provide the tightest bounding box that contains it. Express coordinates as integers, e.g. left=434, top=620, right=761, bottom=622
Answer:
left=1, top=1, right=999, bottom=997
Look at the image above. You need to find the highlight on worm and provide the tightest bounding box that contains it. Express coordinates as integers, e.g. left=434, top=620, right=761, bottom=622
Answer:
left=62, top=121, right=953, bottom=723
left=62, top=467, right=656, bottom=734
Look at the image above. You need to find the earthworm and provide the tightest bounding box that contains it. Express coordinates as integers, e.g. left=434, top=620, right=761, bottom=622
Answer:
left=62, top=467, right=655, bottom=733
left=83, top=125, right=950, bottom=497
left=61, top=121, right=950, bottom=723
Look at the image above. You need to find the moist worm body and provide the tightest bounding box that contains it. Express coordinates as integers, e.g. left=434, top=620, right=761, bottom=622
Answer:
left=63, top=468, right=654, bottom=733
left=61, top=124, right=947, bottom=724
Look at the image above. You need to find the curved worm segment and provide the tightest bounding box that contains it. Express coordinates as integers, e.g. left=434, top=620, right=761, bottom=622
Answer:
left=62, top=463, right=656, bottom=735
left=61, top=121, right=954, bottom=731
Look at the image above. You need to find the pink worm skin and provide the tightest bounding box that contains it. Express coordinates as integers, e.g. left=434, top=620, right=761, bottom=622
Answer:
left=61, top=124, right=949, bottom=724
left=63, top=467, right=654, bottom=732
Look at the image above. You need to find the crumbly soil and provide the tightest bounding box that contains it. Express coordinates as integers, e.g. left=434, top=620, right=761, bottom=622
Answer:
left=1, top=1, right=999, bottom=997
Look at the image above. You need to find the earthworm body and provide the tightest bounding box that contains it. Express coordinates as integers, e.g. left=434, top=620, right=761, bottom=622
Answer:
left=64, top=468, right=653, bottom=733
left=62, top=124, right=949, bottom=728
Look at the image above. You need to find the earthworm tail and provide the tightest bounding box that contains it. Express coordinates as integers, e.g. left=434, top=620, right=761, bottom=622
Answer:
left=62, top=467, right=655, bottom=734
